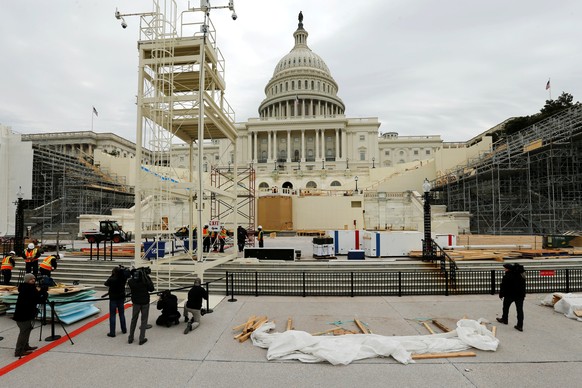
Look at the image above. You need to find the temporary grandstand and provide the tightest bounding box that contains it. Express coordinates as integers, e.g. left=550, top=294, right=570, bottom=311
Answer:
left=433, top=104, right=582, bottom=235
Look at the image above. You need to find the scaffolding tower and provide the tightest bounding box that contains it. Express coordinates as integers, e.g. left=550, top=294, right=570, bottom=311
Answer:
left=434, top=104, right=582, bottom=235
left=130, top=1, right=239, bottom=269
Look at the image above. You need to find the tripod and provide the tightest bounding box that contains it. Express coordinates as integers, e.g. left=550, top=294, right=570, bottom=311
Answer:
left=38, top=300, right=73, bottom=344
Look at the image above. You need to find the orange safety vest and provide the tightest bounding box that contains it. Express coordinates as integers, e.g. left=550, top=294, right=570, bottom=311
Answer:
left=1, top=256, right=14, bottom=270
left=39, top=256, right=56, bottom=271
left=24, top=248, right=38, bottom=263
left=219, top=229, right=227, bottom=239
left=202, top=228, right=209, bottom=237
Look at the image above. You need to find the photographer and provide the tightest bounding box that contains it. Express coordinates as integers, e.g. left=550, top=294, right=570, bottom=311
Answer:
left=13, top=274, right=48, bottom=357
left=155, top=290, right=181, bottom=327
left=127, top=267, right=154, bottom=345
left=183, top=277, right=208, bottom=334
left=104, top=266, right=130, bottom=338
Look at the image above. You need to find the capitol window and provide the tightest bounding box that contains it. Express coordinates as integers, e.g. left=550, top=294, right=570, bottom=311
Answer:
left=359, top=135, right=365, bottom=141
left=426, top=150, right=431, bottom=155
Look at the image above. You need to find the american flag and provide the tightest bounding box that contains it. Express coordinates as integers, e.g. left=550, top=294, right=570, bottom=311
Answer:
left=545, top=80, right=550, bottom=90
left=93, top=106, right=99, bottom=117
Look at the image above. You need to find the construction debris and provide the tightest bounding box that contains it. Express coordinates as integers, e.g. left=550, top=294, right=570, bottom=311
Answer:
left=233, top=316, right=268, bottom=343
left=412, top=351, right=476, bottom=360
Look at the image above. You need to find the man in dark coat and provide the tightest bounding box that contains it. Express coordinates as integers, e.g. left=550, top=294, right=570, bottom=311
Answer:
left=155, top=290, right=181, bottom=327
left=237, top=226, right=247, bottom=253
left=183, top=277, right=208, bottom=334
left=13, top=273, right=47, bottom=357
left=127, top=267, right=155, bottom=345
left=497, top=263, right=526, bottom=331
left=104, top=266, right=129, bottom=337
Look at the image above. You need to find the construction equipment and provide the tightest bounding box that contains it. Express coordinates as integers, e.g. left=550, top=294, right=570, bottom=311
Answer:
left=82, top=220, right=130, bottom=244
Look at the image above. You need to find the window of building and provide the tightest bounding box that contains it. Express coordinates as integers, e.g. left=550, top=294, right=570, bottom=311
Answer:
left=306, top=181, right=317, bottom=188
left=360, top=151, right=366, bottom=161
left=385, top=150, right=390, bottom=156
left=261, top=138, right=267, bottom=144
left=399, top=150, right=404, bottom=155
left=426, top=149, right=431, bottom=155
left=414, top=150, right=419, bottom=155
left=291, top=81, right=295, bottom=90
left=359, top=135, right=365, bottom=141
left=351, top=201, right=362, bottom=208
left=259, top=182, right=269, bottom=189
left=330, top=181, right=341, bottom=187
left=307, top=137, right=313, bottom=142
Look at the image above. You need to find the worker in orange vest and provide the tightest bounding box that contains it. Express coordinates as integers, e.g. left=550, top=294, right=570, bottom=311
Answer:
left=22, top=243, right=41, bottom=277
left=202, top=225, right=210, bottom=253
left=218, top=227, right=227, bottom=253
left=1, top=250, right=16, bottom=285
left=39, top=254, right=61, bottom=278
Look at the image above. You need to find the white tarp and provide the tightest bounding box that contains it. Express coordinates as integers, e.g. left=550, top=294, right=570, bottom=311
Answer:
left=541, top=293, right=582, bottom=321
left=251, top=319, right=499, bottom=365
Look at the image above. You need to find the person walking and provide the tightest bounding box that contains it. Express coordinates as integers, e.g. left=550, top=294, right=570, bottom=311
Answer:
left=183, top=277, right=208, bottom=334
left=22, top=243, right=41, bottom=277
left=257, top=226, right=264, bottom=248
left=104, top=266, right=129, bottom=338
left=39, top=254, right=61, bottom=278
left=13, top=273, right=47, bottom=357
left=127, top=267, right=155, bottom=345
left=497, top=263, right=526, bottom=331
left=1, top=250, right=17, bottom=285
left=237, top=226, right=247, bottom=253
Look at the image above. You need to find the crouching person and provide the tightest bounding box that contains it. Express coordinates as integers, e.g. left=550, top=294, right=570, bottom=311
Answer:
left=155, top=290, right=181, bottom=327
left=183, top=277, right=208, bottom=334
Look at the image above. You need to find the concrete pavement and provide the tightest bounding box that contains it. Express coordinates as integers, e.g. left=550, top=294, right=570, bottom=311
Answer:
left=1, top=291, right=581, bottom=387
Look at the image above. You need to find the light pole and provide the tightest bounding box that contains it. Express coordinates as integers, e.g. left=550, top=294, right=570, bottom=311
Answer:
left=372, top=157, right=375, bottom=168
left=354, top=176, right=359, bottom=192
left=322, top=157, right=325, bottom=170
left=346, top=157, right=349, bottom=169
left=14, top=187, right=24, bottom=255
left=422, top=178, right=433, bottom=260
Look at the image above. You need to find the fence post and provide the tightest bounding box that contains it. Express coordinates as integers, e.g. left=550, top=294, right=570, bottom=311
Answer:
left=490, top=270, right=496, bottom=295
left=255, top=271, right=259, bottom=297
left=445, top=270, right=449, bottom=296
left=228, top=272, right=237, bottom=302
left=351, top=272, right=354, bottom=297
left=225, top=271, right=229, bottom=296
left=302, top=272, right=306, bottom=297
left=398, top=272, right=402, bottom=297
left=565, top=269, right=570, bottom=293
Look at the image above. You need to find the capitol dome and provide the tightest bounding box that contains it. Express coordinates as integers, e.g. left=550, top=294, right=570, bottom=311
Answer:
left=258, top=13, right=345, bottom=118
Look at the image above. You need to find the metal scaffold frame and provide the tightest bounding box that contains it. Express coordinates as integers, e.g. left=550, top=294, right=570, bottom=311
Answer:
left=434, top=104, right=582, bottom=235
left=129, top=1, right=240, bottom=281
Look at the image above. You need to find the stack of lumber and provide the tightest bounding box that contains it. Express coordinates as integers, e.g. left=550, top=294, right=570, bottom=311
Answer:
left=233, top=315, right=268, bottom=343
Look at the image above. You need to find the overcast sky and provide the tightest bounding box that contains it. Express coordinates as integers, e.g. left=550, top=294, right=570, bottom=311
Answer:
left=1, top=0, right=581, bottom=143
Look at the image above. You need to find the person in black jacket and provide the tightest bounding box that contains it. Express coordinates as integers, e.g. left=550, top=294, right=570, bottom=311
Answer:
left=183, top=277, right=208, bottom=334
left=104, top=266, right=129, bottom=337
left=155, top=290, right=181, bottom=327
left=127, top=267, right=155, bottom=345
left=497, top=263, right=526, bottom=331
left=13, top=273, right=47, bottom=357
left=237, top=226, right=247, bottom=253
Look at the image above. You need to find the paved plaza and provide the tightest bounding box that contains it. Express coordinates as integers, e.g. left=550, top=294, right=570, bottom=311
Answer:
left=0, top=291, right=581, bottom=387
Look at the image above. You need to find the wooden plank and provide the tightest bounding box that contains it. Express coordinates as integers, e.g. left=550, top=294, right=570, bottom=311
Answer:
left=238, top=318, right=269, bottom=343
left=312, top=327, right=340, bottom=336
left=232, top=315, right=256, bottom=331
left=432, top=319, right=451, bottom=333
left=492, top=326, right=497, bottom=337
left=286, top=317, right=293, bottom=331
left=422, top=322, right=435, bottom=334
left=573, top=310, right=582, bottom=318
left=354, top=318, right=369, bottom=334
left=412, top=351, right=476, bottom=360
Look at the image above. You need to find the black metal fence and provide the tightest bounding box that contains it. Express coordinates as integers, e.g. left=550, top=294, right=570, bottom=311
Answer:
left=225, top=268, right=582, bottom=297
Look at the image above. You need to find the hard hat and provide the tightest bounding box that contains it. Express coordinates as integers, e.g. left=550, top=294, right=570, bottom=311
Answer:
left=9, top=250, right=16, bottom=255
left=28, top=243, right=35, bottom=250
left=258, top=225, right=262, bottom=229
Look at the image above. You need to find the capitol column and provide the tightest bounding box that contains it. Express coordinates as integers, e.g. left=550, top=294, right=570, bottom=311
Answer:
left=342, top=128, right=347, bottom=162
left=301, top=129, right=305, bottom=162
left=315, top=129, right=319, bottom=161
left=267, top=131, right=272, bottom=162
left=287, top=130, right=291, bottom=162
left=273, top=130, right=278, bottom=163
